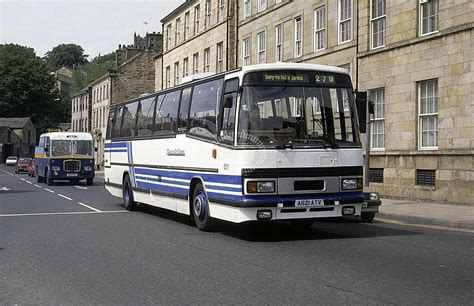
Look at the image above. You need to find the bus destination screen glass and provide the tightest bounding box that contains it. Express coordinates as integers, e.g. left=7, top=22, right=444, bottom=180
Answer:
left=238, top=71, right=358, bottom=147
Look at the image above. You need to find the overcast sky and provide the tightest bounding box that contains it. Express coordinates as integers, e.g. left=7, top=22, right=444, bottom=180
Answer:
left=0, top=0, right=179, bottom=59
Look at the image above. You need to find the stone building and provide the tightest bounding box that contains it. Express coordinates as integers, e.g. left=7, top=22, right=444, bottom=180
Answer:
left=71, top=88, right=90, bottom=133
left=156, top=0, right=238, bottom=91
left=53, top=66, right=73, bottom=93
left=156, top=0, right=473, bottom=204
left=0, top=117, right=36, bottom=158
left=90, top=74, right=112, bottom=168
left=0, top=127, right=21, bottom=163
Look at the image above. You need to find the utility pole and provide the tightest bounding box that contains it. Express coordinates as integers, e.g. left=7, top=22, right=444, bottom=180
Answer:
left=364, top=99, right=371, bottom=187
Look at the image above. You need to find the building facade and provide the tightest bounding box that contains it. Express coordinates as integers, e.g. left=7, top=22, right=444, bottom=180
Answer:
left=157, top=0, right=238, bottom=91
left=90, top=74, right=112, bottom=168
left=71, top=88, right=90, bottom=133
left=0, top=117, right=36, bottom=158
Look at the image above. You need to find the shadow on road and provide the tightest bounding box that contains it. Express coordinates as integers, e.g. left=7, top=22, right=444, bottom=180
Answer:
left=128, top=203, right=422, bottom=242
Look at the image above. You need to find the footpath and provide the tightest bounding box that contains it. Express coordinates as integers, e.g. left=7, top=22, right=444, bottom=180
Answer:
left=377, top=198, right=474, bottom=231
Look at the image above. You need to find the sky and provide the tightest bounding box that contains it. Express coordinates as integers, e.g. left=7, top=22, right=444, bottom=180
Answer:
left=0, top=0, right=179, bottom=59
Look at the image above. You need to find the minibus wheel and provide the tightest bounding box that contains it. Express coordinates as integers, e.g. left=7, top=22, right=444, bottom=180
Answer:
left=361, top=212, right=376, bottom=223
left=123, top=175, right=138, bottom=211
left=45, top=169, right=54, bottom=186
left=192, top=183, right=213, bottom=231
left=86, top=178, right=93, bottom=186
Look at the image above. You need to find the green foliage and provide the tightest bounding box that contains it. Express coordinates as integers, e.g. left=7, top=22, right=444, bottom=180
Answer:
left=44, top=44, right=88, bottom=71
left=70, top=52, right=116, bottom=94
left=0, top=44, right=62, bottom=132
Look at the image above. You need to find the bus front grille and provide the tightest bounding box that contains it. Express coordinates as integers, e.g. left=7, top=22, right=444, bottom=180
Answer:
left=64, top=160, right=80, bottom=172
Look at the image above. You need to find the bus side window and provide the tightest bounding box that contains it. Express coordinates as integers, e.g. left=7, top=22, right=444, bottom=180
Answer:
left=136, top=96, right=157, bottom=137
left=189, top=78, right=223, bottom=139
left=154, top=91, right=180, bottom=135
left=106, top=109, right=116, bottom=139
left=112, top=106, right=124, bottom=138
left=177, top=87, right=192, bottom=132
left=121, top=101, right=139, bottom=137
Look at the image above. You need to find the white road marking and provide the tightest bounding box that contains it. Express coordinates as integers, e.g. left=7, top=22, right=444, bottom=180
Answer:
left=74, top=186, right=87, bottom=190
left=77, top=202, right=102, bottom=212
left=20, top=178, right=26, bottom=181
left=57, top=194, right=73, bottom=201
left=0, top=211, right=128, bottom=217
left=44, top=188, right=54, bottom=193
left=33, top=184, right=42, bottom=188
left=0, top=187, right=11, bottom=191
left=25, top=181, right=32, bottom=184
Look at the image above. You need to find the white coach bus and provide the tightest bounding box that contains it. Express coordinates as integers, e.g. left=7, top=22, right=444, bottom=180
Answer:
left=104, top=63, right=367, bottom=231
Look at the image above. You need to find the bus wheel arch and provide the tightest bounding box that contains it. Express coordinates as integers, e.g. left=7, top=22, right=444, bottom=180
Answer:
left=122, top=172, right=138, bottom=211
left=189, top=178, right=214, bottom=231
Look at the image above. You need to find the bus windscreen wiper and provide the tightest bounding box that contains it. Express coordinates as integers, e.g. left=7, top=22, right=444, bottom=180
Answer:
left=277, top=118, right=304, bottom=149
left=322, top=134, right=339, bottom=148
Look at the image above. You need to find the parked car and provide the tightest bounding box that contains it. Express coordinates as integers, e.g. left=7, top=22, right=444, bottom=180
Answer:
left=27, top=159, right=35, bottom=177
left=15, top=158, right=32, bottom=174
left=5, top=156, right=18, bottom=166
left=361, top=187, right=382, bottom=222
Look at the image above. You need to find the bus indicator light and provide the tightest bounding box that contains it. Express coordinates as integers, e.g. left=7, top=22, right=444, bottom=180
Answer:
left=212, top=149, right=217, bottom=159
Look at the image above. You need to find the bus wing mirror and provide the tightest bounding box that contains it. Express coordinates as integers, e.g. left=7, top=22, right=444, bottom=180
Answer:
left=44, top=146, right=49, bottom=153
left=95, top=147, right=98, bottom=152
left=355, top=91, right=368, bottom=134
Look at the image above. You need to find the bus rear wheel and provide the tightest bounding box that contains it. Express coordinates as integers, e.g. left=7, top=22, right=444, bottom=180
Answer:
left=123, top=175, right=138, bottom=211
left=192, top=183, right=214, bottom=231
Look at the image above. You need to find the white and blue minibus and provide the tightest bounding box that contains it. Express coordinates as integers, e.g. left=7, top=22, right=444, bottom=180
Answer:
left=104, top=63, right=366, bottom=231
left=35, top=132, right=95, bottom=185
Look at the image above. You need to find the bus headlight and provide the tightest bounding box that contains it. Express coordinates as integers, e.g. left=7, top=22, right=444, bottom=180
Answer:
left=342, top=178, right=363, bottom=190
left=51, top=166, right=60, bottom=171
left=369, top=192, right=379, bottom=201
left=247, top=181, right=275, bottom=193
left=84, top=166, right=93, bottom=171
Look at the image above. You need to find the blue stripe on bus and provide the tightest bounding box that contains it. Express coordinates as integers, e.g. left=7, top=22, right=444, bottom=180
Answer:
left=134, top=167, right=241, bottom=185
left=104, top=149, right=127, bottom=153
left=105, top=142, right=127, bottom=149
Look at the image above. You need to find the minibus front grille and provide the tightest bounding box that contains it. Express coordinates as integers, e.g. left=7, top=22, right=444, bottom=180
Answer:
left=64, top=160, right=80, bottom=172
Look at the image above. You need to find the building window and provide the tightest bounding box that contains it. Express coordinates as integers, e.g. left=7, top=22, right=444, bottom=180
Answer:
left=369, top=168, right=384, bottom=183
left=219, top=0, right=225, bottom=22
left=257, top=31, right=266, bottom=64
left=184, top=11, right=190, bottom=40
left=314, top=6, right=326, bottom=51
left=193, top=52, right=199, bottom=74
left=216, top=42, right=224, bottom=73
left=420, top=0, right=438, bottom=36
left=339, top=0, right=352, bottom=44
left=194, top=5, right=200, bottom=34
left=369, top=88, right=385, bottom=149
left=205, top=0, right=211, bottom=29
left=165, top=66, right=171, bottom=88
left=371, top=0, right=386, bottom=49
left=183, top=57, right=189, bottom=77
left=243, top=0, right=251, bottom=20
left=175, top=18, right=181, bottom=45
left=416, top=169, right=436, bottom=187
left=242, top=38, right=250, bottom=66
left=275, top=24, right=282, bottom=61
left=166, top=23, right=172, bottom=50
left=275, top=0, right=281, bottom=3
left=204, top=48, right=211, bottom=72
left=418, top=79, right=438, bottom=149
left=258, top=0, right=266, bottom=13
left=174, top=62, right=180, bottom=86
left=294, top=16, right=302, bottom=58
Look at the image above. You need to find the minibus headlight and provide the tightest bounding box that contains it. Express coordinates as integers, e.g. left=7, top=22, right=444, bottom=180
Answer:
left=369, top=192, right=379, bottom=201
left=84, top=166, right=93, bottom=171
left=247, top=181, right=275, bottom=193
left=342, top=178, right=363, bottom=190
left=51, top=166, right=60, bottom=171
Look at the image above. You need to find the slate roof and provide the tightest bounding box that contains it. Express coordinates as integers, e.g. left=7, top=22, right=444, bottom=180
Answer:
left=0, top=117, right=31, bottom=129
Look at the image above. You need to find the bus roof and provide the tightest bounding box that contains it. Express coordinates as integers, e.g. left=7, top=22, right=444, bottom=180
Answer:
left=39, top=132, right=93, bottom=141
left=239, top=62, right=350, bottom=76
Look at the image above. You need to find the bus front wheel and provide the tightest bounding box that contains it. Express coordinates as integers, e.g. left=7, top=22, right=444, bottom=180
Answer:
left=192, top=183, right=214, bottom=231
left=86, top=178, right=93, bottom=186
left=123, top=175, right=138, bottom=211
left=45, top=169, right=53, bottom=186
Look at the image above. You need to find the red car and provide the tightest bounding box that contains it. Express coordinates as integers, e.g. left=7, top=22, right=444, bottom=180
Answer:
left=27, top=159, right=35, bottom=177
left=15, top=158, right=32, bottom=174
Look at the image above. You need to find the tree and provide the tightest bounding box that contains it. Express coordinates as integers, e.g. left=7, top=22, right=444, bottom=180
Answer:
left=44, top=44, right=88, bottom=71
left=70, top=52, right=116, bottom=93
left=0, top=44, right=61, bottom=132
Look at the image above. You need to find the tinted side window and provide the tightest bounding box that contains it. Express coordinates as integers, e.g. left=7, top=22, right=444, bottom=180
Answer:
left=121, top=102, right=139, bottom=137
left=112, top=106, right=123, bottom=138
left=137, top=96, right=157, bottom=136
left=189, top=78, right=223, bottom=138
left=154, top=91, right=180, bottom=134
left=106, top=109, right=116, bottom=139
left=178, top=87, right=192, bottom=132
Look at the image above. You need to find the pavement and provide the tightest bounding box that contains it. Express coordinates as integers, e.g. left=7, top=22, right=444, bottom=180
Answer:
left=377, top=197, right=474, bottom=231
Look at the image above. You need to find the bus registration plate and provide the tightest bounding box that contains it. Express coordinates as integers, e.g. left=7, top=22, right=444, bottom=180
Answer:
left=67, top=173, right=78, bottom=177
left=295, top=199, right=324, bottom=207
